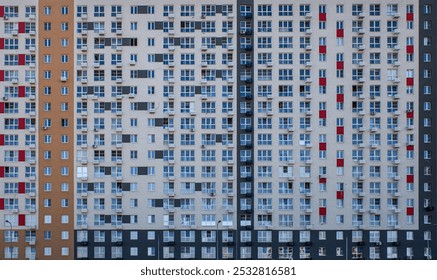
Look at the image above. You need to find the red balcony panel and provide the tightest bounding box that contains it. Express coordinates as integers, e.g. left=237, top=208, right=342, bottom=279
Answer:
left=0, top=38, right=4, bottom=50
left=406, top=111, right=414, bottom=118
left=406, top=145, right=414, bottom=151
left=0, top=198, right=4, bottom=210
left=319, top=110, right=326, bottom=119
left=319, top=177, right=327, bottom=183
left=336, top=191, right=344, bottom=199
left=319, top=142, right=327, bottom=151
left=406, top=13, right=414, bottom=21
left=18, top=182, right=25, bottom=194
left=0, top=134, right=4, bottom=146
left=0, top=102, right=4, bottom=113
left=0, top=166, right=4, bottom=178
left=336, top=94, right=344, bottom=103
left=336, top=126, right=344, bottom=135
left=319, top=77, right=327, bottom=86
left=407, top=175, right=414, bottom=183
left=18, top=54, right=26, bottom=65
left=336, top=29, right=344, bottom=37
left=18, top=118, right=26, bottom=129
left=319, top=207, right=327, bottom=216
left=406, top=45, right=414, bottom=54
left=0, top=6, right=4, bottom=17
left=18, top=150, right=25, bottom=162
left=319, top=13, right=326, bottom=21
left=406, top=78, right=414, bottom=86
left=0, top=70, right=4, bottom=82
left=18, top=86, right=26, bottom=97
left=336, top=61, right=344, bottom=70
left=18, top=22, right=26, bottom=33
left=336, top=159, right=344, bottom=167
left=406, top=207, right=414, bottom=216
left=319, top=45, right=326, bottom=54
left=18, top=214, right=26, bottom=226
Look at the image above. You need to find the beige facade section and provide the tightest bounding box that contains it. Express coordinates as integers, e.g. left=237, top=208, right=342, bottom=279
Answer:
left=0, top=0, right=37, bottom=260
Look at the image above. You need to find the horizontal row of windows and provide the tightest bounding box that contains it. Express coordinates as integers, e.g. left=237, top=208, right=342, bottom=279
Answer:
left=72, top=181, right=422, bottom=196
left=70, top=3, right=417, bottom=18
left=73, top=213, right=412, bottom=227
left=72, top=149, right=413, bottom=162
left=74, top=245, right=419, bottom=260
left=55, top=197, right=414, bottom=211
left=72, top=52, right=413, bottom=66
left=1, top=244, right=424, bottom=260
left=0, top=132, right=417, bottom=147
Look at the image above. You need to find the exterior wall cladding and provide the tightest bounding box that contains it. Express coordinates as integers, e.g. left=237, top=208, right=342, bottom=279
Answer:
left=0, top=0, right=436, bottom=260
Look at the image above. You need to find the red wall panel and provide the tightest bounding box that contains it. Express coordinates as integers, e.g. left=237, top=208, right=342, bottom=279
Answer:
left=18, top=214, right=26, bottom=226
left=319, top=110, right=326, bottom=119
left=18, top=118, right=25, bottom=129
left=18, top=22, right=26, bottom=33
left=18, top=54, right=26, bottom=65
left=18, top=86, right=26, bottom=97
left=18, top=150, right=26, bottom=162
left=319, top=207, right=327, bottom=216
left=18, top=182, right=25, bottom=194
left=319, top=143, right=327, bottom=151
left=319, top=77, right=327, bottom=86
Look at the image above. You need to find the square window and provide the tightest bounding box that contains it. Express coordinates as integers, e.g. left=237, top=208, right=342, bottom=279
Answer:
left=130, top=247, right=138, bottom=256
left=44, top=247, right=52, bottom=256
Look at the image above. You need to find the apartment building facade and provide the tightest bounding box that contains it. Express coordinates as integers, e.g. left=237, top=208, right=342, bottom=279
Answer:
left=0, top=0, right=435, bottom=260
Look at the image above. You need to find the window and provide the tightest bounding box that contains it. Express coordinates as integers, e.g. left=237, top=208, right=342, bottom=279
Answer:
left=61, top=22, right=69, bottom=31
left=61, top=6, right=69, bottom=15
left=279, top=5, right=293, bottom=16
left=94, top=5, right=105, bottom=17
left=42, top=6, right=52, bottom=15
